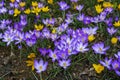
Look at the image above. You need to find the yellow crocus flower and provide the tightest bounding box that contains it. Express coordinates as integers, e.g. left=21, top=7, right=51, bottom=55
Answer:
left=88, top=35, right=95, bottom=42
left=103, top=2, right=113, bottom=8
left=52, top=28, right=56, bottom=34
left=14, top=8, right=21, bottom=17
left=48, top=0, right=53, bottom=4
left=35, top=24, right=44, bottom=31
left=95, top=4, right=103, bottom=13
left=27, top=53, right=36, bottom=58
left=118, top=4, right=120, bottom=10
left=93, top=64, right=104, bottom=74
left=26, top=53, right=36, bottom=71
left=24, top=8, right=31, bottom=14
left=97, top=0, right=104, bottom=3
left=19, top=2, right=26, bottom=7
left=31, top=7, right=41, bottom=15
left=111, top=37, right=118, bottom=44
left=32, top=1, right=38, bottom=7
left=42, top=6, right=50, bottom=12
left=10, top=0, right=15, bottom=3
left=113, top=20, right=120, bottom=27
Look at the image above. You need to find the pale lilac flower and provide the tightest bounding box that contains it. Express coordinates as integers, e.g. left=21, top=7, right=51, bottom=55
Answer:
left=99, top=57, right=112, bottom=70
left=77, top=13, right=85, bottom=21
left=59, top=59, right=71, bottom=69
left=76, top=5, right=84, bottom=11
left=107, top=27, right=117, bottom=35
left=2, top=33, right=15, bottom=46
left=38, top=3, right=44, bottom=8
left=49, top=49, right=59, bottom=62
left=58, top=1, right=69, bottom=11
left=92, top=42, right=109, bottom=54
left=82, top=27, right=98, bottom=35
left=15, top=32, right=24, bottom=44
left=65, top=17, right=73, bottom=24
left=0, top=7, right=7, bottom=14
left=76, top=42, right=89, bottom=53
left=71, top=0, right=78, bottom=2
left=26, top=38, right=36, bottom=47
left=34, top=59, right=48, bottom=73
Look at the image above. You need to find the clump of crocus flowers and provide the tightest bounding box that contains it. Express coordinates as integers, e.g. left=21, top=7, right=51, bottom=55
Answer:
left=1, top=0, right=120, bottom=79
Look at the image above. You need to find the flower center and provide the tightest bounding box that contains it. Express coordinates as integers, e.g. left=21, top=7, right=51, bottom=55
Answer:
left=39, top=66, right=43, bottom=70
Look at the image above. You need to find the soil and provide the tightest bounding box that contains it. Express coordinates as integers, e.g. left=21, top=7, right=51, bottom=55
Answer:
left=0, top=46, right=99, bottom=80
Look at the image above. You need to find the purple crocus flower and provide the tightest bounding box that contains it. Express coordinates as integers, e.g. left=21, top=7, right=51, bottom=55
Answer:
left=92, top=42, right=109, bottom=54
left=14, top=2, right=19, bottom=8
left=58, top=1, right=69, bottom=11
left=0, top=7, right=7, bottom=14
left=38, top=2, right=44, bottom=8
left=115, top=51, right=120, bottom=59
left=0, top=1, right=4, bottom=7
left=20, top=19, right=27, bottom=26
left=9, top=10, right=14, bottom=15
left=70, top=0, right=78, bottom=2
left=99, top=12, right=107, bottom=21
left=0, top=23, right=6, bottom=30
left=34, top=30, right=41, bottom=38
left=42, top=18, right=49, bottom=26
left=104, top=18, right=113, bottom=27
left=58, top=59, right=71, bottom=69
left=16, top=0, right=21, bottom=2
left=76, top=5, right=84, bottom=11
left=83, top=16, right=91, bottom=24
left=34, top=59, right=48, bottom=73
left=65, top=17, right=73, bottom=24
left=112, top=60, right=120, bottom=70
left=6, top=19, right=12, bottom=25
left=82, top=27, right=98, bottom=35
left=57, top=23, right=68, bottom=34
left=39, top=48, right=49, bottom=56
left=2, top=32, right=15, bottom=46
left=99, top=57, right=112, bottom=70
left=48, top=18, right=56, bottom=26
left=107, top=27, right=117, bottom=35
left=76, top=42, right=89, bottom=53
left=49, top=49, right=59, bottom=62
left=115, top=16, right=119, bottom=21
left=104, top=7, right=113, bottom=13
left=13, top=22, right=24, bottom=31
left=26, top=38, right=36, bottom=47
left=9, top=3, right=14, bottom=8
left=115, top=70, right=120, bottom=76
left=67, top=46, right=78, bottom=55
left=20, top=15, right=27, bottom=26
left=24, top=32, right=32, bottom=40
left=42, top=28, right=50, bottom=39
left=14, top=31, right=24, bottom=44
left=77, top=13, right=85, bottom=21
left=57, top=50, right=69, bottom=59
left=91, top=16, right=100, bottom=23
left=50, top=33, right=59, bottom=41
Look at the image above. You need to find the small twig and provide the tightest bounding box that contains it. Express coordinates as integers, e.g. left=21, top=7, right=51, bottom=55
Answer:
left=0, top=71, right=11, bottom=79
left=31, top=71, right=39, bottom=80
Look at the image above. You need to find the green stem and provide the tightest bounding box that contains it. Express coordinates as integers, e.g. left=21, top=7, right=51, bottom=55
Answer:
left=63, top=11, right=65, bottom=20
left=20, top=43, right=22, bottom=62
left=40, top=73, right=42, bottom=80
left=11, top=43, right=13, bottom=51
